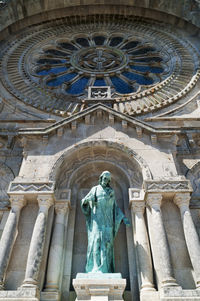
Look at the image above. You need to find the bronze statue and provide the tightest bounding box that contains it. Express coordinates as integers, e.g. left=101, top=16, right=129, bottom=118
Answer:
left=81, top=171, right=130, bottom=273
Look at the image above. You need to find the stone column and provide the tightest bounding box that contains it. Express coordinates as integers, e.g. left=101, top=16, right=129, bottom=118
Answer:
left=22, top=195, right=54, bottom=288
left=131, top=201, right=155, bottom=291
left=174, top=193, right=200, bottom=288
left=0, top=195, right=26, bottom=289
left=147, top=193, right=177, bottom=287
left=45, top=200, right=70, bottom=291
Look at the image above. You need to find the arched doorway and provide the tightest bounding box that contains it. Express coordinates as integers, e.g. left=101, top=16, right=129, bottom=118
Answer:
left=50, top=140, right=150, bottom=301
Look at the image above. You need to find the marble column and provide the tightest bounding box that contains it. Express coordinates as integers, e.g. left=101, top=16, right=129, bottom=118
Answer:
left=45, top=200, right=70, bottom=291
left=147, top=193, right=177, bottom=287
left=22, top=195, right=54, bottom=288
left=131, top=201, right=155, bottom=291
left=174, top=193, right=200, bottom=288
left=0, top=195, right=26, bottom=290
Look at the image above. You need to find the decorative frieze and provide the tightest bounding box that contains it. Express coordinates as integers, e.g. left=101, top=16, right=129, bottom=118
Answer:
left=8, top=181, right=55, bottom=195
left=144, top=179, right=192, bottom=194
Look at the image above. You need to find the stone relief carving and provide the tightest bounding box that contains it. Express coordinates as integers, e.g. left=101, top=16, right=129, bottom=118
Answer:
left=0, top=162, right=15, bottom=208
left=8, top=182, right=55, bottom=194
left=144, top=180, right=192, bottom=193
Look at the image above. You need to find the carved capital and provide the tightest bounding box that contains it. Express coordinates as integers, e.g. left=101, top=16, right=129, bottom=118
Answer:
left=55, top=201, right=70, bottom=215
left=147, top=193, right=162, bottom=208
left=174, top=193, right=190, bottom=208
left=131, top=201, right=145, bottom=214
left=10, top=195, right=26, bottom=210
left=37, top=195, right=54, bottom=210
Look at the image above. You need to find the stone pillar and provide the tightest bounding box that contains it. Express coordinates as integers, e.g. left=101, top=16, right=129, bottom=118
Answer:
left=131, top=201, right=155, bottom=291
left=174, top=193, right=200, bottom=288
left=45, top=200, right=70, bottom=292
left=0, top=195, right=26, bottom=289
left=22, top=195, right=54, bottom=288
left=147, top=193, right=177, bottom=287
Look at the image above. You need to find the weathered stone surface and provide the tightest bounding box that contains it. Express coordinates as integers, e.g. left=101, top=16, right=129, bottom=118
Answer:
left=73, top=273, right=126, bottom=301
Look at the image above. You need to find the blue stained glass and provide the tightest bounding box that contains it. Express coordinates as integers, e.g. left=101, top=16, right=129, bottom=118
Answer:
left=37, top=58, right=66, bottom=64
left=37, top=66, right=68, bottom=76
left=130, top=47, right=155, bottom=55
left=47, top=72, right=77, bottom=87
left=66, top=77, right=89, bottom=94
left=123, top=72, right=154, bottom=85
left=130, top=65, right=163, bottom=73
left=133, top=57, right=163, bottom=63
left=111, top=76, right=134, bottom=94
left=93, top=78, right=106, bottom=86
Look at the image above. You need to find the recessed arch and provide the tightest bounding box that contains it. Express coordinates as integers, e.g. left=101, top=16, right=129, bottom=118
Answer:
left=49, top=139, right=152, bottom=188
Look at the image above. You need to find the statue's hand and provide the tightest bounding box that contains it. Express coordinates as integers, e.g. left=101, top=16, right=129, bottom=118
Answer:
left=123, top=217, right=131, bottom=226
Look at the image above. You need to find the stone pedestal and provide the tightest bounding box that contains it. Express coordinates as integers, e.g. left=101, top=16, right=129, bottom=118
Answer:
left=73, top=273, right=126, bottom=301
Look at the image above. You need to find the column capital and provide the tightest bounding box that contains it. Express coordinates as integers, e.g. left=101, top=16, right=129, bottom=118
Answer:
left=173, top=193, right=190, bottom=208
left=55, top=201, right=70, bottom=215
left=146, top=193, right=162, bottom=208
left=37, top=195, right=54, bottom=209
left=131, top=201, right=145, bottom=214
left=10, top=195, right=26, bottom=209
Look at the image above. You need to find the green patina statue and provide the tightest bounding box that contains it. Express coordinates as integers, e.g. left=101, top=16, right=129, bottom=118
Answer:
left=81, top=171, right=130, bottom=273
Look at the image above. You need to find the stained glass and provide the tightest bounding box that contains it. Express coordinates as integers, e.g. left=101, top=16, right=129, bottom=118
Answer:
left=33, top=33, right=167, bottom=96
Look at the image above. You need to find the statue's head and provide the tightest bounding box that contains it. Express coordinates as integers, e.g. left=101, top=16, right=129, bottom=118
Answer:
left=99, top=171, right=111, bottom=188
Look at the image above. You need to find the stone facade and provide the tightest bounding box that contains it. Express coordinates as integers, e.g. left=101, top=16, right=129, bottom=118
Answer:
left=0, top=1, right=200, bottom=300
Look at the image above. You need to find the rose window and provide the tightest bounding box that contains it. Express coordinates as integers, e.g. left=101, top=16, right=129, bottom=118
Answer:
left=1, top=17, right=199, bottom=116
left=32, top=34, right=168, bottom=96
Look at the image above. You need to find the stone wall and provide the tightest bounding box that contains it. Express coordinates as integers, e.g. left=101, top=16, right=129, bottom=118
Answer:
left=0, top=0, right=200, bottom=41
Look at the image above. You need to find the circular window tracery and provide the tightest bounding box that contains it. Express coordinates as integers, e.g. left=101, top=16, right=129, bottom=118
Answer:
left=32, top=34, right=168, bottom=96
left=0, top=16, right=199, bottom=116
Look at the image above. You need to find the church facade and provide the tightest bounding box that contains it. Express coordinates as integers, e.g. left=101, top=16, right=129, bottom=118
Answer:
left=0, top=1, right=200, bottom=300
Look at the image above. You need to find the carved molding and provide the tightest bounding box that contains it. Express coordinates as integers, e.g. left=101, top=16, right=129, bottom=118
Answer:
left=10, top=195, right=26, bottom=209
left=146, top=193, right=162, bottom=208
left=8, top=181, right=55, bottom=195
left=174, top=193, right=191, bottom=208
left=37, top=195, right=54, bottom=208
left=55, top=189, right=71, bottom=202
left=144, top=179, right=193, bottom=193
left=55, top=201, right=70, bottom=215
left=131, top=201, right=145, bottom=214
left=49, top=140, right=151, bottom=188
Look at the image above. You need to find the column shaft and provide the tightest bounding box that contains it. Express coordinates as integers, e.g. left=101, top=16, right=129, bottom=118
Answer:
left=0, top=196, right=26, bottom=289
left=147, top=193, right=177, bottom=287
left=22, top=195, right=53, bottom=287
left=45, top=201, right=70, bottom=291
left=131, top=201, right=155, bottom=291
left=174, top=193, right=200, bottom=288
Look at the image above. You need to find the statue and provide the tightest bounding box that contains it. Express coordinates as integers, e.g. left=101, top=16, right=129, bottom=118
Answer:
left=81, top=171, right=130, bottom=273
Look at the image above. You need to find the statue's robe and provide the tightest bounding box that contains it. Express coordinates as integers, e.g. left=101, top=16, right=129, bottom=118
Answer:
left=81, top=184, right=125, bottom=273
